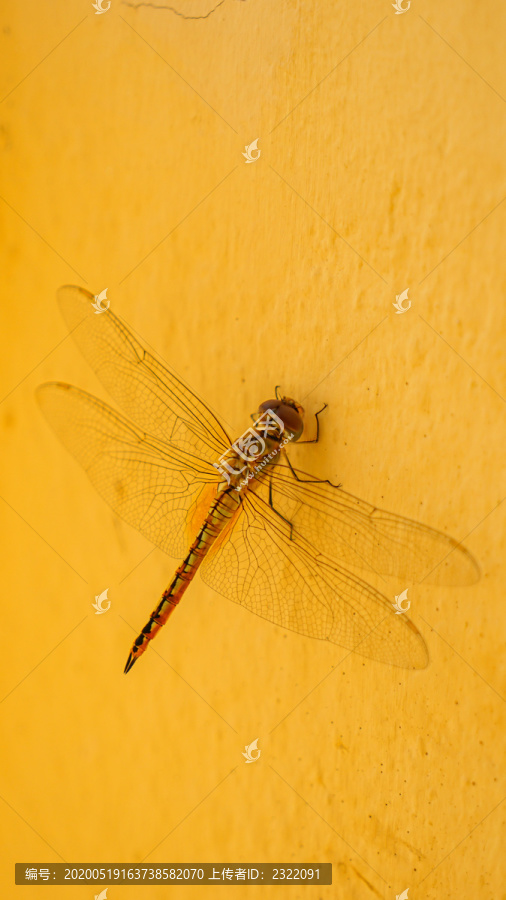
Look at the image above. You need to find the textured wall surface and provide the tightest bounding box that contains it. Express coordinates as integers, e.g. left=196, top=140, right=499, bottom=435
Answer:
left=1, top=1, right=505, bottom=898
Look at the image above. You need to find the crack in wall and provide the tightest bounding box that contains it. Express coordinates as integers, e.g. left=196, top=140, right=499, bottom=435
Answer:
left=122, top=0, right=247, bottom=19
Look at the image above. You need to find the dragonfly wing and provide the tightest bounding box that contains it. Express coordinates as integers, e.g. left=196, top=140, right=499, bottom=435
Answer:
left=37, top=382, right=219, bottom=558
left=257, top=465, right=479, bottom=586
left=56, top=285, right=231, bottom=458
left=200, top=491, right=428, bottom=668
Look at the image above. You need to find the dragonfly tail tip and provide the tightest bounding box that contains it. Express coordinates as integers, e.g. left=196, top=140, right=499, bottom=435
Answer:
left=124, top=653, right=137, bottom=674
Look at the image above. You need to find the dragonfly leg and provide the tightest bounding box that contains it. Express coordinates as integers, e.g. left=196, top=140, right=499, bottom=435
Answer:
left=282, top=448, right=342, bottom=488
left=268, top=474, right=295, bottom=540
left=297, top=403, right=327, bottom=443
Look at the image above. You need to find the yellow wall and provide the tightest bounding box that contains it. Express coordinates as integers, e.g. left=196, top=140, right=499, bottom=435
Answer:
left=1, top=1, right=505, bottom=898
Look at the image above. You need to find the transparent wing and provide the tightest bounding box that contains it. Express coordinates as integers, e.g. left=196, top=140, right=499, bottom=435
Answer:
left=255, top=464, right=479, bottom=586
left=37, top=383, right=219, bottom=558
left=56, top=285, right=231, bottom=458
left=200, top=491, right=428, bottom=669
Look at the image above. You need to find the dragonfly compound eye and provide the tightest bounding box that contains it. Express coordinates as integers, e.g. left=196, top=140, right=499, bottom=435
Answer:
left=258, top=398, right=304, bottom=441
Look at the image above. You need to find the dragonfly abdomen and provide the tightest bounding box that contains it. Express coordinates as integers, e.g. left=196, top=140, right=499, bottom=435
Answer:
left=124, top=489, right=241, bottom=673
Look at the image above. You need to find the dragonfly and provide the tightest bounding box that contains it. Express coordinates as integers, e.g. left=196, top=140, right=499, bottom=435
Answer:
left=37, top=286, right=479, bottom=674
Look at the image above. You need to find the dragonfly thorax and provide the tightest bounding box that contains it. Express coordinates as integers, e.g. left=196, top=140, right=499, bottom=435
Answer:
left=213, top=397, right=304, bottom=492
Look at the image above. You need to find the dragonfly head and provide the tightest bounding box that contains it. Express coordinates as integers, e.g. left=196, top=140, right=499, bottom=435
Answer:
left=258, top=397, right=304, bottom=442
